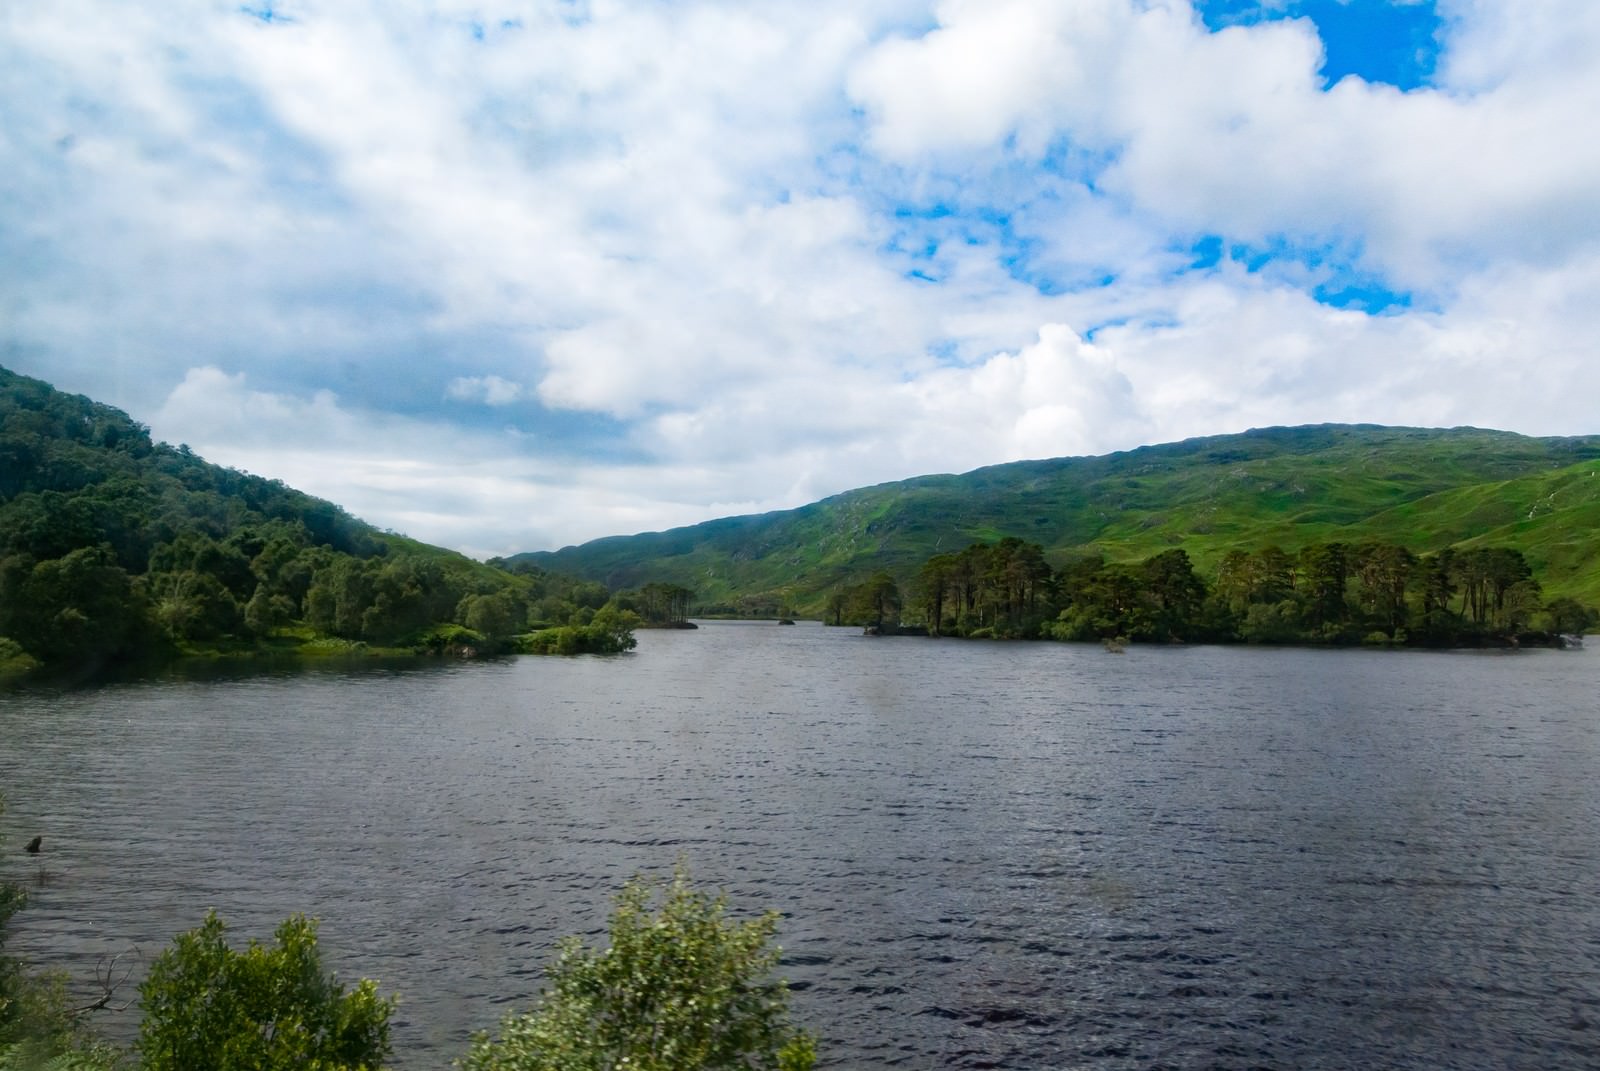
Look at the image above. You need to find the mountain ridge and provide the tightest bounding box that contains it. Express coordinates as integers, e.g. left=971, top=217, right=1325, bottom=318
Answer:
left=510, top=423, right=1600, bottom=612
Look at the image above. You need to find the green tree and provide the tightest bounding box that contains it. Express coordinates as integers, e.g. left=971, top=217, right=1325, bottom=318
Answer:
left=1139, top=548, right=1206, bottom=640
left=243, top=585, right=296, bottom=636
left=847, top=572, right=901, bottom=631
left=1213, top=549, right=1254, bottom=614
left=459, top=590, right=520, bottom=643
left=1063, top=562, right=1142, bottom=640
left=137, top=911, right=393, bottom=1071
left=1251, top=545, right=1295, bottom=603
left=913, top=553, right=956, bottom=635
left=824, top=590, right=847, bottom=627
left=635, top=582, right=695, bottom=625
left=1238, top=599, right=1301, bottom=644
left=462, top=869, right=815, bottom=1071
left=146, top=569, right=242, bottom=642
left=524, top=605, right=641, bottom=655
left=1351, top=542, right=1416, bottom=635
left=12, top=545, right=146, bottom=665
left=1449, top=546, right=1536, bottom=629
left=305, top=557, right=374, bottom=638
left=1297, top=542, right=1350, bottom=631
left=1413, top=548, right=1460, bottom=639
left=1542, top=596, right=1598, bottom=635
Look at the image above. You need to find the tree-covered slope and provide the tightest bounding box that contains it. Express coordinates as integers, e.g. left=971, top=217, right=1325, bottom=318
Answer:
left=512, top=425, right=1600, bottom=611
left=0, top=365, right=540, bottom=677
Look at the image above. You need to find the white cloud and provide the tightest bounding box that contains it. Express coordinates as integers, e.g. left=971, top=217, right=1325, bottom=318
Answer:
left=899, top=324, right=1149, bottom=466
left=848, top=0, right=1600, bottom=290
left=150, top=366, right=725, bottom=556
left=5, top=1, right=1600, bottom=556
left=446, top=375, right=525, bottom=406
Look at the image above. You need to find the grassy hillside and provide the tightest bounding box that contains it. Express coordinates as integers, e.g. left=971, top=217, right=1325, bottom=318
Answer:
left=513, top=425, right=1600, bottom=611
left=0, top=365, right=536, bottom=677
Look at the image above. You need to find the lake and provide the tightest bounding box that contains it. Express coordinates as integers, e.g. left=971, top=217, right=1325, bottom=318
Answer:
left=2, top=622, right=1598, bottom=1068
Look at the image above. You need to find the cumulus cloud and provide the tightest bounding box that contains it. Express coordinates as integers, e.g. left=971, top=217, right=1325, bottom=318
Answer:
left=151, top=366, right=727, bottom=555
left=848, top=0, right=1600, bottom=290
left=4, top=1, right=1600, bottom=554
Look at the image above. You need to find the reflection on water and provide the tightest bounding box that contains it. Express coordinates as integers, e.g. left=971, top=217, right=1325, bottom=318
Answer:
left=2, top=624, right=1597, bottom=1068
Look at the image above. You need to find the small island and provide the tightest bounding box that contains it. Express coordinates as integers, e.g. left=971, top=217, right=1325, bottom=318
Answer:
left=823, top=538, right=1595, bottom=649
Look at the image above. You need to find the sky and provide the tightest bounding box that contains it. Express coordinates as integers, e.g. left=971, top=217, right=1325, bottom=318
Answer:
left=4, top=0, right=1600, bottom=558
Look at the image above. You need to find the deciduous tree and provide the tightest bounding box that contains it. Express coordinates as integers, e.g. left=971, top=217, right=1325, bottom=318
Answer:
left=462, top=869, right=814, bottom=1071
left=138, top=912, right=393, bottom=1071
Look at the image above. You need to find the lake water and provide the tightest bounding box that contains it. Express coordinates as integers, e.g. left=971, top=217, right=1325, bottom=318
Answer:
left=2, top=622, right=1598, bottom=1069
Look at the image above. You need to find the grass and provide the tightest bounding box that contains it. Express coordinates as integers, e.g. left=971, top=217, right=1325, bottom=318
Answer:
left=512, top=425, right=1600, bottom=613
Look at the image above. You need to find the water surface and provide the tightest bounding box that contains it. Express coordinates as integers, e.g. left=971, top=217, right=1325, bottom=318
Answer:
left=2, top=623, right=1597, bottom=1068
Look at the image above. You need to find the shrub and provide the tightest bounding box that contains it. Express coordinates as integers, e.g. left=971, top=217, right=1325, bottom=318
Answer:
left=137, top=912, right=392, bottom=1071
left=521, top=606, right=640, bottom=655
left=2, top=797, right=121, bottom=1071
left=0, top=639, right=38, bottom=682
left=462, top=868, right=815, bottom=1071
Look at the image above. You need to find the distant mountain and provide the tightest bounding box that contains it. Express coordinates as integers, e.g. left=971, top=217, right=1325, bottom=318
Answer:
left=510, top=425, right=1600, bottom=613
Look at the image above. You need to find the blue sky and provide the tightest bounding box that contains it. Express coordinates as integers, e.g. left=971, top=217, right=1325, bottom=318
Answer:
left=4, top=0, right=1600, bottom=556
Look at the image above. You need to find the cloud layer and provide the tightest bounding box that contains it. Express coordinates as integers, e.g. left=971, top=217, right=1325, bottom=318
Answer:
left=5, top=0, right=1599, bottom=555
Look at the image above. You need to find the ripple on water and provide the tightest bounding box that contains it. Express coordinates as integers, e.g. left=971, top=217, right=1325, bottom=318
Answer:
left=1, top=632, right=1598, bottom=1069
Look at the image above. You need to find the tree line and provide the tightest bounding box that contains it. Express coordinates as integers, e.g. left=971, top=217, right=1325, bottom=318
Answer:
left=0, top=366, right=652, bottom=677
left=829, top=537, right=1596, bottom=646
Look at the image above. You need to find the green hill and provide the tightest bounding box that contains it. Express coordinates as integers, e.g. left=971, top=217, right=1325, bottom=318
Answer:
left=0, top=365, right=545, bottom=678
left=512, top=425, right=1600, bottom=612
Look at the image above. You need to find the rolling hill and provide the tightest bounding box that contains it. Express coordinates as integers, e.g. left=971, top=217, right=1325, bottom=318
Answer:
left=0, top=364, right=537, bottom=676
left=511, top=425, right=1600, bottom=612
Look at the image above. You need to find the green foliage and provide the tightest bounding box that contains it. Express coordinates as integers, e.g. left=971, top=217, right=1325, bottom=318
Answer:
left=622, top=582, right=695, bottom=625
left=2, top=546, right=147, bottom=667
left=844, top=572, right=902, bottom=631
left=1541, top=596, right=1598, bottom=634
left=2, top=797, right=120, bottom=1071
left=0, top=640, right=38, bottom=682
left=461, top=869, right=814, bottom=1071
left=137, top=912, right=393, bottom=1071
left=522, top=606, right=640, bottom=655
left=906, top=539, right=1053, bottom=637
left=0, top=1048, right=124, bottom=1070
left=909, top=536, right=1590, bottom=648
left=0, top=365, right=561, bottom=675
left=145, top=569, right=241, bottom=643
left=0, top=969, right=123, bottom=1071
left=458, top=593, right=513, bottom=639
left=514, top=425, right=1600, bottom=614
left=414, top=622, right=489, bottom=655
left=1238, top=600, right=1302, bottom=644
left=296, top=637, right=371, bottom=656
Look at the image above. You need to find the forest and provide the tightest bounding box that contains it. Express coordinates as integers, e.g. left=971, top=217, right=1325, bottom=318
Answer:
left=4, top=363, right=1596, bottom=679
left=830, top=536, right=1597, bottom=647
left=0, top=366, right=659, bottom=681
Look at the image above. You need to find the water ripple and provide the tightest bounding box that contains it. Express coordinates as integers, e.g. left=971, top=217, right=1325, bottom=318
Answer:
left=2, top=629, right=1598, bottom=1069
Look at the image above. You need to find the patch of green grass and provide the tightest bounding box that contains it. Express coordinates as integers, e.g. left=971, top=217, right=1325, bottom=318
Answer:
left=512, top=425, right=1600, bottom=612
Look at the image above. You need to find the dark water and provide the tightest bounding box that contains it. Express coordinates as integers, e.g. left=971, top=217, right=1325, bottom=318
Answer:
left=2, top=623, right=1598, bottom=1069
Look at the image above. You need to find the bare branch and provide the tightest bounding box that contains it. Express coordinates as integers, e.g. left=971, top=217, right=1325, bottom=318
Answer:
left=69, top=947, right=140, bottom=1018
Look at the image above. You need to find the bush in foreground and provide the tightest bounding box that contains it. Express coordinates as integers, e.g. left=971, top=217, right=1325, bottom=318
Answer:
left=137, top=912, right=393, bottom=1071
left=3, top=797, right=121, bottom=1071
left=462, top=868, right=815, bottom=1071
